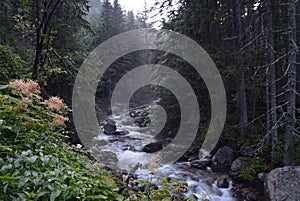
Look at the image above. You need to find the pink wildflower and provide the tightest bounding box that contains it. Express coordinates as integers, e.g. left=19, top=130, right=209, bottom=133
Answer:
left=9, top=79, right=40, bottom=97
left=45, top=96, right=68, bottom=112
left=53, top=115, right=69, bottom=126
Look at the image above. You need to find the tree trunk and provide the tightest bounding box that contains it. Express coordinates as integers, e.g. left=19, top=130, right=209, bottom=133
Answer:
left=234, top=0, right=248, bottom=135
left=32, top=0, right=43, bottom=80
left=32, top=0, right=61, bottom=81
left=265, top=68, right=271, bottom=145
left=265, top=0, right=278, bottom=167
left=284, top=0, right=297, bottom=166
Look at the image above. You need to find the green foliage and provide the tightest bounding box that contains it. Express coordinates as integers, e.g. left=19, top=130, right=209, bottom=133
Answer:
left=237, top=156, right=266, bottom=182
left=140, top=109, right=151, bottom=126
left=0, top=45, right=28, bottom=84
left=0, top=84, right=123, bottom=201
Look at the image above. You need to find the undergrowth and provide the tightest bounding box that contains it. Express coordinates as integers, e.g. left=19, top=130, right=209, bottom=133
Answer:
left=0, top=81, right=123, bottom=201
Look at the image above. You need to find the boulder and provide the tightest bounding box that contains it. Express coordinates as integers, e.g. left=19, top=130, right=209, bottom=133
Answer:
left=217, top=176, right=230, bottom=188
left=103, top=121, right=117, bottom=135
left=211, top=146, right=234, bottom=172
left=97, top=140, right=108, bottom=146
left=258, top=172, right=267, bottom=182
left=230, top=157, right=252, bottom=173
left=178, top=145, right=201, bottom=162
left=130, top=109, right=150, bottom=127
left=102, top=121, right=128, bottom=135
left=143, top=141, right=163, bottom=153
left=265, top=166, right=300, bottom=201
left=133, top=117, right=147, bottom=127
left=98, top=151, right=118, bottom=167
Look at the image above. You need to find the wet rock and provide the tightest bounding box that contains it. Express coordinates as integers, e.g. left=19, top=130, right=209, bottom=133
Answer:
left=190, top=159, right=211, bottom=170
left=231, top=157, right=252, bottom=173
left=103, top=121, right=117, bottom=135
left=134, top=117, right=147, bottom=127
left=265, top=166, right=300, bottom=201
left=217, top=176, right=230, bottom=189
left=143, top=141, right=163, bottom=153
left=133, top=116, right=143, bottom=124
left=178, top=145, right=200, bottom=162
left=102, top=120, right=129, bottom=135
left=130, top=109, right=151, bottom=127
left=98, top=151, right=118, bottom=166
left=113, top=130, right=128, bottom=135
left=258, top=172, right=267, bottom=182
left=97, top=140, right=108, bottom=146
left=211, top=146, right=234, bottom=172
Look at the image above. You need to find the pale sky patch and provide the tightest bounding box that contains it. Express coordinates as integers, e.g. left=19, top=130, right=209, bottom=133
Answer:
left=115, top=0, right=178, bottom=28
left=117, top=0, right=151, bottom=13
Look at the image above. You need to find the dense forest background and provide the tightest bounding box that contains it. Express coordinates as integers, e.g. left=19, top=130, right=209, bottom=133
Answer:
left=0, top=0, right=300, bottom=199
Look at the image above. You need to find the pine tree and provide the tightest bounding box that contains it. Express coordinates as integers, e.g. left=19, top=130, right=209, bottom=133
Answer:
left=111, top=0, right=125, bottom=35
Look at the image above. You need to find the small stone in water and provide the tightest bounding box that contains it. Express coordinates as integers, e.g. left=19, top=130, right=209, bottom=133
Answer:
left=217, top=177, right=230, bottom=189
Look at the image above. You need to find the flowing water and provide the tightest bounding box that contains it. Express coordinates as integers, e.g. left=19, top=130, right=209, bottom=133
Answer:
left=94, top=111, right=236, bottom=201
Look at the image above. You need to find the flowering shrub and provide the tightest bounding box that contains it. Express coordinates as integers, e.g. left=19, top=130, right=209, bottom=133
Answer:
left=9, top=79, right=41, bottom=98
left=44, top=96, right=68, bottom=112
left=0, top=82, right=123, bottom=201
left=53, top=115, right=69, bottom=126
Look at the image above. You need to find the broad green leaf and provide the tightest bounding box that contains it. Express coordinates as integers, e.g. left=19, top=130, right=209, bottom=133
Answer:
left=0, top=85, right=8, bottom=90
left=50, top=190, right=61, bottom=201
left=28, top=155, right=38, bottom=164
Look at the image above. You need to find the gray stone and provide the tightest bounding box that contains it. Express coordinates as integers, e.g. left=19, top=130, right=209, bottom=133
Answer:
left=230, top=157, right=252, bottom=173
left=258, top=172, right=267, bottom=182
left=265, top=166, right=300, bottom=201
left=103, top=121, right=117, bottom=135
left=112, top=131, right=128, bottom=135
left=211, top=146, right=234, bottom=172
left=98, top=151, right=118, bottom=166
left=143, top=141, right=163, bottom=153
left=217, top=177, right=230, bottom=189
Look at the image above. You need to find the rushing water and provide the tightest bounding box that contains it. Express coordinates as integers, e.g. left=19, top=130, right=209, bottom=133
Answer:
left=94, top=111, right=236, bottom=201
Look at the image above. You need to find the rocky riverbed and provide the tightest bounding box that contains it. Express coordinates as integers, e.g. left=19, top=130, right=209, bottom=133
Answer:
left=92, top=110, right=237, bottom=201
left=92, top=108, right=300, bottom=201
